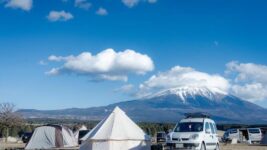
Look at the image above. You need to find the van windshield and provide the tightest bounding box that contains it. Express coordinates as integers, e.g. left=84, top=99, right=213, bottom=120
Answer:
left=174, top=122, right=203, bottom=132
left=248, top=129, right=260, bottom=134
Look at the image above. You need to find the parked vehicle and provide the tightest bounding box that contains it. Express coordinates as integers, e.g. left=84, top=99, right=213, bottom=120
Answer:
left=247, top=128, right=262, bottom=144
left=222, top=129, right=240, bottom=142
left=22, top=132, right=33, bottom=143
left=156, top=132, right=167, bottom=143
left=166, top=113, right=219, bottom=150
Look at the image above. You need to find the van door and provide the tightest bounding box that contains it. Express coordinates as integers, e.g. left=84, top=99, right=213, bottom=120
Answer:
left=204, top=122, right=215, bottom=149
left=229, top=129, right=239, bottom=140
left=209, top=122, right=218, bottom=149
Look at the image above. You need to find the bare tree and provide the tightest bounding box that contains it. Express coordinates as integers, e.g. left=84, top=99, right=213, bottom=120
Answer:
left=0, top=103, right=24, bottom=142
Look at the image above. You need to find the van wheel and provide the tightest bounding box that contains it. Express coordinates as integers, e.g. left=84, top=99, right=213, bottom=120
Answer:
left=200, top=142, right=206, bottom=150
left=215, top=143, right=220, bottom=150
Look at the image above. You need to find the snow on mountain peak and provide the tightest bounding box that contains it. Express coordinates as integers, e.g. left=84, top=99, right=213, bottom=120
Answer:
left=146, top=86, right=228, bottom=101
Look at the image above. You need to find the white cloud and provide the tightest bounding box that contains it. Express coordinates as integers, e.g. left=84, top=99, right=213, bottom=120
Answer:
left=122, top=0, right=157, bottom=8
left=226, top=61, right=267, bottom=83
left=138, top=66, right=230, bottom=97
left=226, top=61, right=267, bottom=101
left=47, top=10, right=74, bottom=22
left=46, top=49, right=154, bottom=81
left=5, top=0, right=32, bottom=11
left=96, top=7, right=108, bottom=16
left=114, top=84, right=134, bottom=93
left=48, top=55, right=74, bottom=62
left=75, top=0, right=91, bottom=10
left=39, top=60, right=47, bottom=65
left=122, top=0, right=139, bottom=8
left=231, top=83, right=267, bottom=102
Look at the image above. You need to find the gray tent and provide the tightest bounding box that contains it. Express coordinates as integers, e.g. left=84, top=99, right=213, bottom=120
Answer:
left=261, top=133, right=267, bottom=145
left=25, top=125, right=77, bottom=149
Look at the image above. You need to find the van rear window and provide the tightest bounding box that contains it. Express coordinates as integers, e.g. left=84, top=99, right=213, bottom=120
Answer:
left=230, top=129, right=237, bottom=134
left=248, top=129, right=260, bottom=134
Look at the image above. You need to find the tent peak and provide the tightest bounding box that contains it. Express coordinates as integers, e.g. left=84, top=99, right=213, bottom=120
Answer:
left=112, top=106, right=124, bottom=114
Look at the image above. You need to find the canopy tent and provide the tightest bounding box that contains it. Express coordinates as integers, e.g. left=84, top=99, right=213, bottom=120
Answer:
left=261, top=133, right=267, bottom=145
left=25, top=125, right=77, bottom=149
left=80, top=106, right=151, bottom=150
left=74, top=125, right=88, bottom=139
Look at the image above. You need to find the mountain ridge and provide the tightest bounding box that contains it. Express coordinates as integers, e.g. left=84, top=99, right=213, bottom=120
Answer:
left=18, top=86, right=267, bottom=124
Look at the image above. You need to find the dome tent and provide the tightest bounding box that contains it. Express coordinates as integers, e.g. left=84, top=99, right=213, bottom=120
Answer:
left=74, top=125, right=88, bottom=139
left=25, top=125, right=77, bottom=149
left=80, top=106, right=151, bottom=150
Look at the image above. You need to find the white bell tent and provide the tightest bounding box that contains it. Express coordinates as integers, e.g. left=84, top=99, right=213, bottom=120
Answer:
left=80, top=106, right=151, bottom=150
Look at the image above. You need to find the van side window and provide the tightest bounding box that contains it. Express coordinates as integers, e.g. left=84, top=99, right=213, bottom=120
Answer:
left=209, top=123, right=215, bottom=134
left=213, top=123, right=217, bottom=133
left=205, top=122, right=210, bottom=133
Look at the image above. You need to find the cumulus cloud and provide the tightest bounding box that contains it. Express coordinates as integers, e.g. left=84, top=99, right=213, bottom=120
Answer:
left=4, top=0, right=32, bottom=11
left=46, top=49, right=154, bottom=81
left=226, top=61, right=267, bottom=101
left=226, top=61, right=267, bottom=83
left=75, top=0, right=91, bottom=10
left=122, top=0, right=157, bottom=8
left=47, top=10, right=74, bottom=22
left=231, top=83, right=267, bottom=102
left=96, top=7, right=108, bottom=16
left=138, top=66, right=229, bottom=97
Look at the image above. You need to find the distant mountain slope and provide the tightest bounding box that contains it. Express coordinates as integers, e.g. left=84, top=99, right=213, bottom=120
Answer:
left=18, top=86, right=267, bottom=124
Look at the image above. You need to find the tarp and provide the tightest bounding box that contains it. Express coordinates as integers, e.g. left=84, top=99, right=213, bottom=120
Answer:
left=25, top=125, right=77, bottom=149
left=80, top=106, right=151, bottom=150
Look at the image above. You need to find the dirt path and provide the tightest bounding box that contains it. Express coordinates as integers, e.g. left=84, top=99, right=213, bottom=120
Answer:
left=221, top=144, right=267, bottom=150
left=0, top=143, right=25, bottom=149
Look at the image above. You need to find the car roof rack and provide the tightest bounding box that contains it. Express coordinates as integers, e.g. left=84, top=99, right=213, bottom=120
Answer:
left=184, top=112, right=211, bottom=119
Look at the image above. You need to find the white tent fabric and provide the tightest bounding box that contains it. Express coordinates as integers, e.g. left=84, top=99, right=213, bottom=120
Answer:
left=80, top=106, right=151, bottom=150
left=25, top=125, right=77, bottom=149
left=63, top=128, right=77, bottom=147
left=74, top=125, right=88, bottom=139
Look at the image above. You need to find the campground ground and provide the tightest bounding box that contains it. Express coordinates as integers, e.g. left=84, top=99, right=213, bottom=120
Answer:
left=1, top=142, right=267, bottom=150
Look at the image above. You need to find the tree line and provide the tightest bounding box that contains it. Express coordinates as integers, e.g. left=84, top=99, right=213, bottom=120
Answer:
left=2, top=102, right=266, bottom=140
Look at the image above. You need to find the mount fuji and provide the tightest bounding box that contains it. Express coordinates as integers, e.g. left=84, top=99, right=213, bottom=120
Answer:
left=18, top=86, right=267, bottom=123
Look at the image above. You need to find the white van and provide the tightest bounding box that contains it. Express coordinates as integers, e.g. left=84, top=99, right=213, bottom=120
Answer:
left=222, top=129, right=240, bottom=142
left=247, top=128, right=262, bottom=144
left=166, top=113, right=219, bottom=150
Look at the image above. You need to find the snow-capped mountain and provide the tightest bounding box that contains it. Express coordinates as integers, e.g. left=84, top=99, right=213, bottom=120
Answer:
left=18, top=86, right=267, bottom=124
left=146, top=86, right=227, bottom=101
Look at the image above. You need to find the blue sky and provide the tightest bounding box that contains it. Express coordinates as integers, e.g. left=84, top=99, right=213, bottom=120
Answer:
left=1, top=0, right=267, bottom=109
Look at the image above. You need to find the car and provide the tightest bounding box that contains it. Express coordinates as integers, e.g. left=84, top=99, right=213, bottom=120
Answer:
left=166, top=113, right=219, bottom=150
left=22, top=132, right=33, bottom=143
left=247, top=128, right=262, bottom=144
left=156, top=132, right=167, bottom=143
left=222, top=129, right=240, bottom=143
